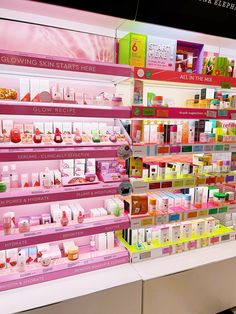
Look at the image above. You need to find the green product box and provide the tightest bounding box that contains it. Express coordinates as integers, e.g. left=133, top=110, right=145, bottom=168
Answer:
left=182, top=146, right=192, bottom=153
left=118, top=32, right=147, bottom=67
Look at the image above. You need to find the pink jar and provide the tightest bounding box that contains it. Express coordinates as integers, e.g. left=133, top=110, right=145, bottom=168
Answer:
left=111, top=96, right=123, bottom=106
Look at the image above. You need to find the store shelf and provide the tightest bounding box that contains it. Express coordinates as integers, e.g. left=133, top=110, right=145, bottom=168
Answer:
left=0, top=49, right=132, bottom=83
left=0, top=144, right=124, bottom=162
left=131, top=173, right=236, bottom=194
left=134, top=67, right=236, bottom=88
left=129, top=202, right=236, bottom=229
left=132, top=143, right=233, bottom=157
left=0, top=182, right=123, bottom=208
left=132, top=105, right=236, bottom=120
left=0, top=101, right=131, bottom=119
left=0, top=246, right=129, bottom=292
left=118, top=225, right=235, bottom=263
left=0, top=215, right=130, bottom=250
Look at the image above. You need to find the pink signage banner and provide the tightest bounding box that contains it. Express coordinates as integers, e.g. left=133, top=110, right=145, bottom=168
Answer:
left=0, top=49, right=132, bottom=77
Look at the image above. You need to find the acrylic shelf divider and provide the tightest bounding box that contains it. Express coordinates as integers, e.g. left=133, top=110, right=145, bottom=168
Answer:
left=0, top=182, right=124, bottom=207
left=0, top=215, right=130, bottom=250
left=132, top=105, right=236, bottom=120
left=128, top=202, right=236, bottom=229
left=0, top=246, right=128, bottom=292
left=134, top=67, right=236, bottom=87
left=0, top=101, right=131, bottom=119
left=132, top=143, right=234, bottom=157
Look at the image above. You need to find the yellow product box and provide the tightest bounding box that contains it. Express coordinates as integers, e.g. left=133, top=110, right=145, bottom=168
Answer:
left=118, top=32, right=146, bottom=67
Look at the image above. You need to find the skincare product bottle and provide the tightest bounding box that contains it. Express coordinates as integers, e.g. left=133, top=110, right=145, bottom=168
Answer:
left=77, top=210, right=84, bottom=224
left=183, top=194, right=191, bottom=209
left=33, top=128, right=42, bottom=144
left=73, top=129, right=82, bottom=144
left=188, top=121, right=195, bottom=144
left=17, top=250, right=26, bottom=272
left=170, top=125, right=177, bottom=144
left=61, top=211, right=69, bottom=226
left=10, top=164, right=18, bottom=188
left=195, top=187, right=203, bottom=208
left=42, top=168, right=53, bottom=189
left=54, top=128, right=63, bottom=143
left=159, top=162, right=166, bottom=179
left=3, top=213, right=12, bottom=235
left=149, top=198, right=157, bottom=215
left=157, top=123, right=164, bottom=145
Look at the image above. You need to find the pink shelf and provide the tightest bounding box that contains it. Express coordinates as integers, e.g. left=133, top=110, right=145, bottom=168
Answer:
left=0, top=49, right=132, bottom=78
left=132, top=105, right=235, bottom=120
left=0, top=182, right=123, bottom=207
left=134, top=67, right=236, bottom=87
left=0, top=145, right=122, bottom=161
left=0, top=102, right=131, bottom=119
left=0, top=247, right=128, bottom=292
left=0, top=215, right=130, bottom=250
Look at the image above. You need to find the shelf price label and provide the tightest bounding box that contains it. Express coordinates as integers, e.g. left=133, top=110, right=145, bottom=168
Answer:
left=141, top=217, right=153, bottom=226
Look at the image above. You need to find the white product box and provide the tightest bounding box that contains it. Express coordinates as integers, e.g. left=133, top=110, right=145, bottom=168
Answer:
left=171, top=224, right=181, bottom=242
left=159, top=227, right=169, bottom=243
left=39, top=79, right=50, bottom=94
left=50, top=203, right=62, bottom=223
left=143, top=124, right=150, bottom=143
left=86, top=158, right=96, bottom=166
left=21, top=173, right=29, bottom=188
left=37, top=243, right=50, bottom=254
left=51, top=84, right=63, bottom=101
left=74, top=164, right=85, bottom=172
left=86, top=166, right=96, bottom=174
left=6, top=248, right=18, bottom=268
left=181, top=222, right=192, bottom=238
left=62, top=241, right=75, bottom=255
left=28, top=247, right=37, bottom=263
left=131, top=229, right=138, bottom=245
left=48, top=245, right=62, bottom=259
left=106, top=232, right=115, bottom=249
left=20, top=78, right=30, bottom=101
left=60, top=168, right=74, bottom=177
left=96, top=233, right=107, bottom=251
left=13, top=122, right=24, bottom=133
left=0, top=251, right=6, bottom=269
left=195, top=219, right=205, bottom=236
left=62, top=122, right=72, bottom=133
left=24, top=123, right=34, bottom=134
left=31, top=172, right=39, bottom=187
left=205, top=217, right=216, bottom=233
left=74, top=159, right=86, bottom=165
left=44, top=122, right=53, bottom=134
left=40, top=169, right=54, bottom=186
left=149, top=123, right=157, bottom=143
left=30, top=79, right=40, bottom=102
left=98, top=123, right=108, bottom=134
left=90, top=208, right=101, bottom=218
left=60, top=159, right=74, bottom=169
left=138, top=228, right=145, bottom=243
left=63, top=87, right=75, bottom=101
left=54, top=122, right=63, bottom=133
left=2, top=120, right=13, bottom=134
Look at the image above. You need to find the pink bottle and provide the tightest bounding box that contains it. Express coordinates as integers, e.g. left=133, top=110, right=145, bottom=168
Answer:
left=54, top=128, right=63, bottom=143
left=61, top=211, right=69, bottom=226
left=170, top=125, right=177, bottom=145
left=77, top=211, right=84, bottom=224
left=10, top=164, right=18, bottom=188
left=73, top=129, right=82, bottom=144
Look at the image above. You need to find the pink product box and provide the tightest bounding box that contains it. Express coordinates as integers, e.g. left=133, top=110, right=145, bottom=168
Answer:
left=30, top=216, right=41, bottom=226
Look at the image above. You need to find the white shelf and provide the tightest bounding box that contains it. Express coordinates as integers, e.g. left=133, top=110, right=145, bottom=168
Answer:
left=0, top=264, right=141, bottom=314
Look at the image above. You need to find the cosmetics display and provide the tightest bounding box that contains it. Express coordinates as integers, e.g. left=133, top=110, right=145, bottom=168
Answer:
left=0, top=119, right=127, bottom=146
left=1, top=33, right=236, bottom=293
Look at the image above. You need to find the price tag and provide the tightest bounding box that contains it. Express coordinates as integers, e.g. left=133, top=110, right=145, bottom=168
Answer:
left=231, top=113, right=236, bottom=120
left=208, top=208, right=218, bottom=215
left=206, top=110, right=217, bottom=118
left=142, top=107, right=155, bottom=117
left=218, top=109, right=228, bottom=117
left=140, top=251, right=151, bottom=260
left=219, top=206, right=227, bottom=213
left=214, top=144, right=224, bottom=151
left=199, top=210, right=208, bottom=216
left=173, top=180, right=184, bottom=187
left=224, top=144, right=230, bottom=151
left=183, top=178, right=195, bottom=186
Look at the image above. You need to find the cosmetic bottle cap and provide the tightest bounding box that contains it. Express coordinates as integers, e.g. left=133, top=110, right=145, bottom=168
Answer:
left=213, top=192, right=226, bottom=199
left=149, top=198, right=156, bottom=205
left=153, top=96, right=163, bottom=101
left=2, top=165, right=8, bottom=172
left=170, top=125, right=177, bottom=132
left=159, top=162, right=166, bottom=168
left=157, top=124, right=164, bottom=132
left=224, top=160, right=230, bottom=166
left=35, top=128, right=41, bottom=135
left=216, top=160, right=223, bottom=166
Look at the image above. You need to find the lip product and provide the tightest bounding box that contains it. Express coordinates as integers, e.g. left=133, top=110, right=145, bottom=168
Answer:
left=170, top=125, right=177, bottom=144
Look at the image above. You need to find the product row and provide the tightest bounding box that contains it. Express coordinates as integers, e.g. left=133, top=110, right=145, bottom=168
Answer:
left=129, top=154, right=232, bottom=180
left=122, top=217, right=219, bottom=247
left=132, top=119, right=236, bottom=144
left=0, top=79, right=123, bottom=106
left=0, top=158, right=127, bottom=191
left=1, top=197, right=124, bottom=236
left=0, top=232, right=116, bottom=272
left=0, top=119, right=126, bottom=145
left=125, top=185, right=234, bottom=216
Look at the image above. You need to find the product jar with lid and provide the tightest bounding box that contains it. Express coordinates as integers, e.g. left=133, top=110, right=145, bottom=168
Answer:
left=213, top=192, right=227, bottom=206
left=152, top=96, right=163, bottom=107
left=67, top=245, right=79, bottom=261
left=210, top=99, right=220, bottom=109
left=111, top=96, right=123, bottom=106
